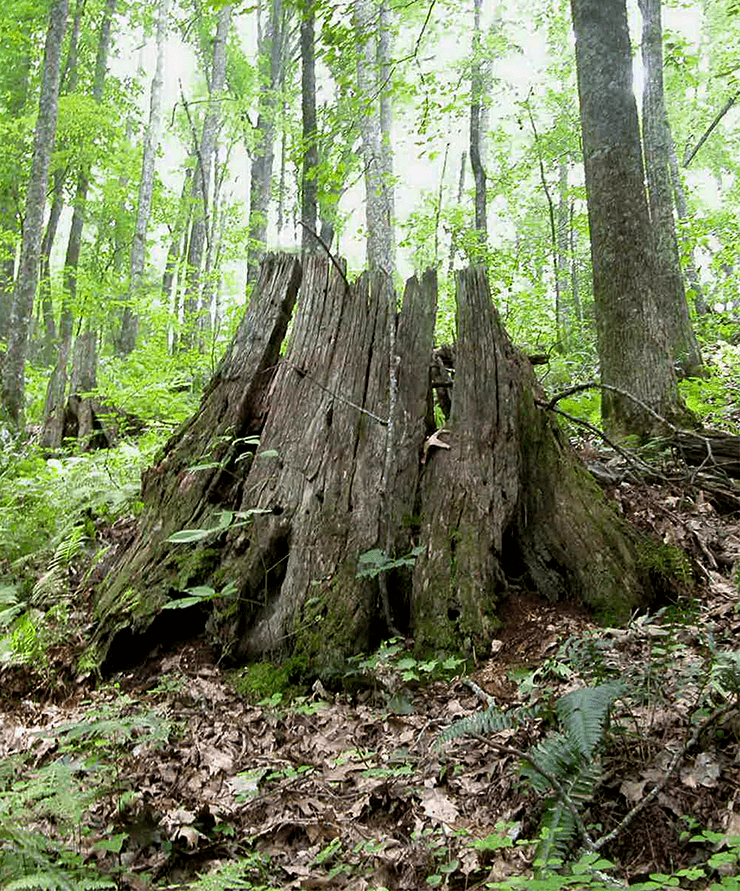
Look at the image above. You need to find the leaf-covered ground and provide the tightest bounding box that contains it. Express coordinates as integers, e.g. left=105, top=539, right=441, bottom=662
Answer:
left=2, top=463, right=740, bottom=890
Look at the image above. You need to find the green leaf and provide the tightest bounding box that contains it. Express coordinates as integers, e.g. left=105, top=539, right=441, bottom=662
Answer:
left=165, top=528, right=213, bottom=543
left=185, top=586, right=215, bottom=598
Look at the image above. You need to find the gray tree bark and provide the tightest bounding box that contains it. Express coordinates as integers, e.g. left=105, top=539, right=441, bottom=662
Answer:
left=1, top=0, right=68, bottom=428
left=41, top=0, right=116, bottom=448
left=181, top=4, right=231, bottom=349
left=470, top=0, right=487, bottom=249
left=354, top=0, right=395, bottom=277
left=569, top=0, right=692, bottom=437
left=118, top=0, right=168, bottom=357
left=91, top=256, right=659, bottom=675
left=300, top=0, right=319, bottom=259
left=37, top=0, right=85, bottom=364
left=246, top=0, right=285, bottom=288
left=639, top=0, right=703, bottom=378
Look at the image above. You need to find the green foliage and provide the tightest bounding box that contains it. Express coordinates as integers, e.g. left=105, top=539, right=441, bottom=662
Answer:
left=440, top=683, right=622, bottom=870
left=0, top=438, right=155, bottom=568
left=0, top=753, right=117, bottom=890
left=227, top=655, right=310, bottom=704
left=679, top=344, right=740, bottom=432
left=356, top=545, right=424, bottom=579
left=0, top=689, right=173, bottom=890
left=184, top=854, right=280, bottom=891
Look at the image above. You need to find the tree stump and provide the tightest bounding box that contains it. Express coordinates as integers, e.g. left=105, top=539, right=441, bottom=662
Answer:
left=92, top=255, right=657, bottom=674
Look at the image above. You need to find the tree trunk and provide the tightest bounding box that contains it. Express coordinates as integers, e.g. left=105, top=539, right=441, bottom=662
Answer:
left=42, top=0, right=115, bottom=448
left=470, top=0, right=487, bottom=250
left=181, top=4, right=231, bottom=349
left=118, top=0, right=167, bottom=357
left=300, top=0, right=318, bottom=258
left=37, top=0, right=85, bottom=365
left=354, top=0, right=395, bottom=277
left=246, top=0, right=285, bottom=288
left=638, top=0, right=703, bottom=378
left=668, top=133, right=706, bottom=316
left=91, top=254, right=658, bottom=675
left=162, top=164, right=194, bottom=352
left=556, top=159, right=572, bottom=345
left=377, top=0, right=396, bottom=260
left=1, top=0, right=68, bottom=428
left=0, top=42, right=32, bottom=345
left=569, top=0, right=693, bottom=438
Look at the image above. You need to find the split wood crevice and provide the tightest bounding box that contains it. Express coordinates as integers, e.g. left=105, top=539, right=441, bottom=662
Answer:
left=92, top=254, right=671, bottom=675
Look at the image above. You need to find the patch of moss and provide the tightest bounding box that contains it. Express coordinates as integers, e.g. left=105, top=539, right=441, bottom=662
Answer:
left=636, top=538, right=693, bottom=600
left=227, top=653, right=310, bottom=703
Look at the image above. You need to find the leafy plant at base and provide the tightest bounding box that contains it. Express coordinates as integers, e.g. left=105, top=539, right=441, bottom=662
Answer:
left=356, top=545, right=424, bottom=579
left=0, top=753, right=117, bottom=891
left=440, top=683, right=623, bottom=871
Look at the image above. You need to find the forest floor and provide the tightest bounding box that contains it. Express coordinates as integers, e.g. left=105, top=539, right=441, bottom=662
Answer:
left=2, top=454, right=740, bottom=890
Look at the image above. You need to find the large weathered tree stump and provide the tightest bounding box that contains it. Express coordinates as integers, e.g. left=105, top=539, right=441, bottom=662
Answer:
left=92, top=254, right=656, bottom=674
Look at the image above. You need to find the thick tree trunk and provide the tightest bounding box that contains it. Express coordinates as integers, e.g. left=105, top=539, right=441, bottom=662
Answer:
left=639, top=0, right=703, bottom=378
left=570, top=0, right=693, bottom=438
left=92, top=254, right=657, bottom=675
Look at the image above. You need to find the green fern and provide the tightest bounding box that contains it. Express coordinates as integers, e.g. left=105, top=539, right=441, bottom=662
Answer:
left=31, top=525, right=86, bottom=605
left=555, top=683, right=622, bottom=761
left=438, top=683, right=623, bottom=873
left=524, top=684, right=623, bottom=868
left=438, top=702, right=542, bottom=745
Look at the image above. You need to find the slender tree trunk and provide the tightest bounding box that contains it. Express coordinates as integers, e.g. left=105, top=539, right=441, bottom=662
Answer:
left=354, top=0, right=394, bottom=277
left=639, top=0, right=703, bottom=378
left=42, top=0, right=115, bottom=447
left=377, top=0, right=396, bottom=265
left=447, top=151, right=467, bottom=279
left=0, top=50, right=31, bottom=344
left=470, top=0, right=487, bottom=250
left=569, top=0, right=692, bottom=438
left=570, top=202, right=582, bottom=324
left=118, top=0, right=168, bottom=356
left=37, top=0, right=85, bottom=363
left=668, top=133, right=707, bottom=315
left=162, top=163, right=194, bottom=339
left=300, top=0, right=318, bottom=258
left=246, top=0, right=285, bottom=287
left=1, top=0, right=68, bottom=428
left=182, top=4, right=231, bottom=348
left=556, top=159, right=571, bottom=345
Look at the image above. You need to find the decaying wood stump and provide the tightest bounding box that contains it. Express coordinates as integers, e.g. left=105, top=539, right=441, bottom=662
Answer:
left=41, top=395, right=145, bottom=450
left=92, top=254, right=657, bottom=674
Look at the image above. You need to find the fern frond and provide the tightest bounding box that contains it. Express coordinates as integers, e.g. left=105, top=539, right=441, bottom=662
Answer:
left=535, top=799, right=577, bottom=869
left=523, top=732, right=581, bottom=794
left=556, top=683, right=623, bottom=761
left=31, top=526, right=86, bottom=606
left=3, top=871, right=73, bottom=891
left=438, top=703, right=541, bottom=746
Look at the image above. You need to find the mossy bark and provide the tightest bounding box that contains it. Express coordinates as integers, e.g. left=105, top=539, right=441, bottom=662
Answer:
left=93, top=256, right=657, bottom=674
